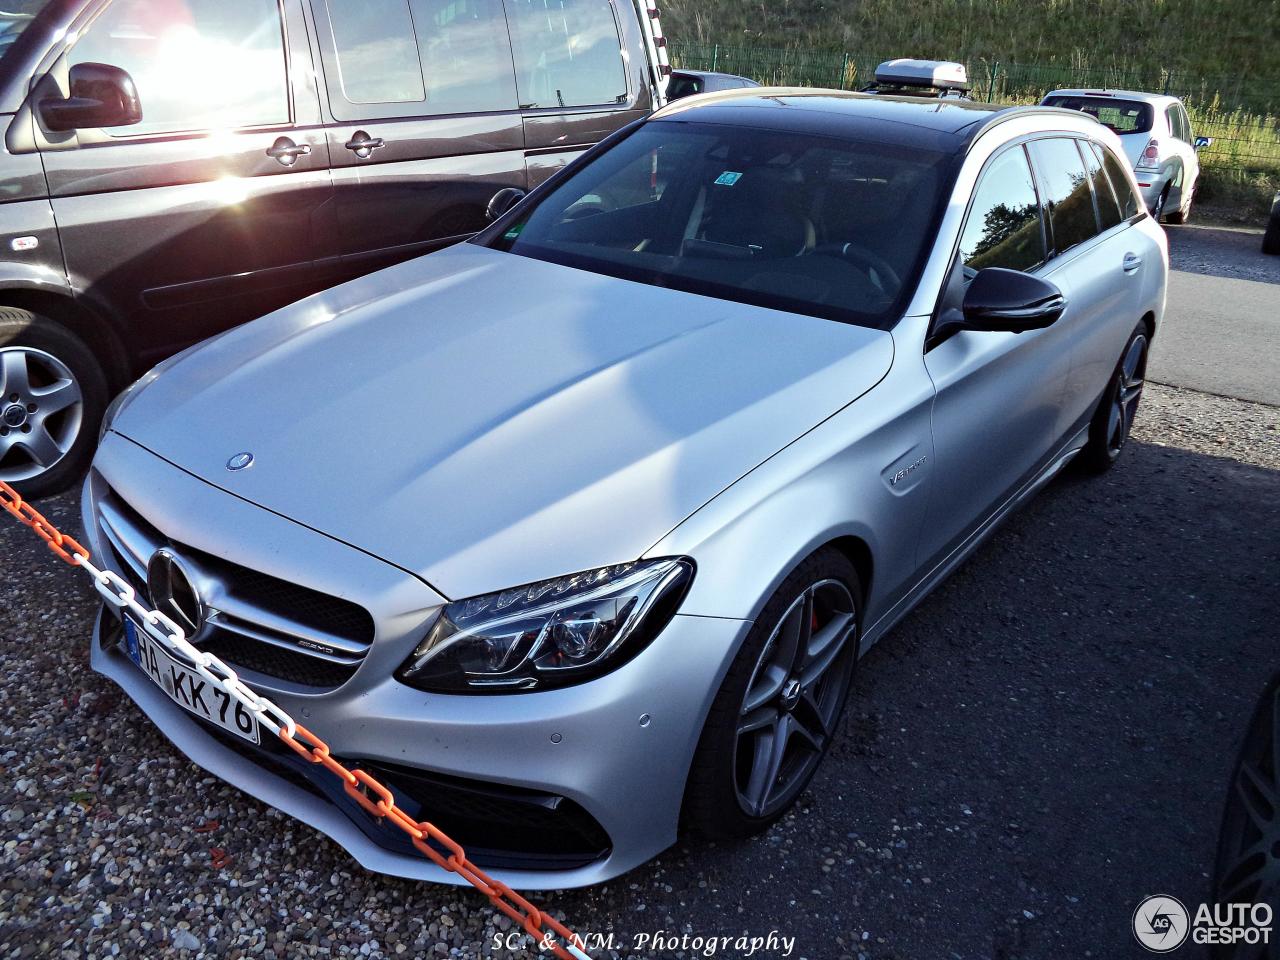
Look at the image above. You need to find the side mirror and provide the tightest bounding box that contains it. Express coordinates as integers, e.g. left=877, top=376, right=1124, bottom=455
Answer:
left=961, top=267, right=1067, bottom=333
left=1194, top=135, right=1213, bottom=150
left=486, top=187, right=527, bottom=222
left=39, top=62, right=142, bottom=132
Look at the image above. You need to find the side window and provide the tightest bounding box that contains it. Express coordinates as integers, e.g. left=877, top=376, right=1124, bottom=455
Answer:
left=319, top=0, right=518, bottom=116
left=957, top=145, right=1045, bottom=272
left=504, top=0, right=627, bottom=109
left=1094, top=142, right=1141, bottom=220
left=1166, top=106, right=1186, bottom=143
left=326, top=0, right=426, bottom=105
left=1080, top=138, right=1122, bottom=231
left=409, top=0, right=519, bottom=115
left=68, top=0, right=289, bottom=137
left=1179, top=105, right=1194, bottom=142
left=1028, top=137, right=1099, bottom=256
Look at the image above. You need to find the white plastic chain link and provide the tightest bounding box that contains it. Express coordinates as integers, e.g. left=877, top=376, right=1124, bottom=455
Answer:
left=75, top=553, right=297, bottom=739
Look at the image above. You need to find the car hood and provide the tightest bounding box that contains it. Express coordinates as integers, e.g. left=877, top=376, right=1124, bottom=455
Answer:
left=113, top=244, right=894, bottom=600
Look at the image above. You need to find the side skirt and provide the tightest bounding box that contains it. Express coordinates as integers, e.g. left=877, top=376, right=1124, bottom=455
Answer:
left=859, top=422, right=1090, bottom=654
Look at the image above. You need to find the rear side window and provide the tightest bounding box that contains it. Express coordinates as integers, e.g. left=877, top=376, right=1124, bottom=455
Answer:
left=1092, top=141, right=1141, bottom=220
left=1043, top=95, right=1153, bottom=135
left=68, top=0, right=288, bottom=137
left=505, top=0, right=627, bottom=108
left=1080, top=138, right=1122, bottom=231
left=411, top=0, right=519, bottom=114
left=958, top=145, right=1045, bottom=271
left=326, top=0, right=425, bottom=105
left=1028, top=137, right=1099, bottom=256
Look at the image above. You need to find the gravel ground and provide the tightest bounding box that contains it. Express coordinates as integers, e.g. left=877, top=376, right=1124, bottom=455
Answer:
left=1166, top=222, right=1280, bottom=284
left=1, top=382, right=1277, bottom=960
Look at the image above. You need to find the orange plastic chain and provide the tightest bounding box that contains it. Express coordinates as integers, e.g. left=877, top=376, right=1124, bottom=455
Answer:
left=0, top=479, right=592, bottom=960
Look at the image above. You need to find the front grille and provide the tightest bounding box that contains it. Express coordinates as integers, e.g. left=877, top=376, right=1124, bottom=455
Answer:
left=95, top=478, right=374, bottom=689
left=199, top=633, right=358, bottom=689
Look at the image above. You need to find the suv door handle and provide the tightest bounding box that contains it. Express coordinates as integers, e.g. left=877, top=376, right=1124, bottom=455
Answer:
left=344, top=132, right=386, bottom=159
left=1122, top=252, right=1143, bottom=273
left=266, top=137, right=311, bottom=166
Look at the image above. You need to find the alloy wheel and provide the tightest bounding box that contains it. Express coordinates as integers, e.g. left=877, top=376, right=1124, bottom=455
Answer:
left=0, top=347, right=85, bottom=483
left=1106, top=333, right=1148, bottom=456
left=1215, top=681, right=1280, bottom=958
left=733, top=579, right=857, bottom=818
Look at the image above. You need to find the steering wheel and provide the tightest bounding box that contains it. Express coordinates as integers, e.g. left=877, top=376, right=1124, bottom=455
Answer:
left=833, top=243, right=904, bottom=294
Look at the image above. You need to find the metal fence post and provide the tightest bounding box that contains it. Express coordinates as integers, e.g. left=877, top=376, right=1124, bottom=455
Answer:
left=987, top=61, right=999, bottom=102
left=711, top=44, right=719, bottom=72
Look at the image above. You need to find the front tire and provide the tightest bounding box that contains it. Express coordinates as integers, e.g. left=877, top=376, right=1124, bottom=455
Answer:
left=683, top=548, right=862, bottom=840
left=0, top=308, right=107, bottom=499
left=1078, top=320, right=1150, bottom=473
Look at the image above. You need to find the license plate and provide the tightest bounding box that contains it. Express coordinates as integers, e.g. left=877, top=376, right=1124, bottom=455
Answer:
left=124, top=617, right=260, bottom=744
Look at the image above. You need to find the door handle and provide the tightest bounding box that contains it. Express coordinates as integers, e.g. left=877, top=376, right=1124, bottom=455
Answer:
left=1122, top=252, right=1143, bottom=273
left=344, top=132, right=386, bottom=159
left=266, top=137, right=311, bottom=166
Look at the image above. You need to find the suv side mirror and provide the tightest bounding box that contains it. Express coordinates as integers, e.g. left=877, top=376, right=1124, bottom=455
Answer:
left=39, top=62, right=142, bottom=132
left=486, top=187, right=527, bottom=222
left=961, top=268, right=1067, bottom=333
left=1194, top=135, right=1213, bottom=150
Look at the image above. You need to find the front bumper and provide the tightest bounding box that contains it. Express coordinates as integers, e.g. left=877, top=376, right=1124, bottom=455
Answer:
left=84, top=436, right=750, bottom=889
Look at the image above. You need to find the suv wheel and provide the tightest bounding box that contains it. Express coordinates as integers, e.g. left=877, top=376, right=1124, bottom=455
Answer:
left=0, top=308, right=107, bottom=499
left=683, top=548, right=861, bottom=840
left=1079, top=320, right=1150, bottom=473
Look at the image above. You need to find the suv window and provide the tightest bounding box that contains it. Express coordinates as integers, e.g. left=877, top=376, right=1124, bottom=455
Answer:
left=69, top=0, right=288, bottom=137
left=957, top=145, right=1045, bottom=272
left=1092, top=141, right=1141, bottom=220
left=320, top=0, right=519, bottom=115
left=1028, top=137, right=1099, bottom=256
left=412, top=0, right=519, bottom=115
left=326, top=0, right=425, bottom=105
left=1080, top=138, right=1122, bottom=231
left=1166, top=105, right=1185, bottom=142
left=505, top=0, right=627, bottom=108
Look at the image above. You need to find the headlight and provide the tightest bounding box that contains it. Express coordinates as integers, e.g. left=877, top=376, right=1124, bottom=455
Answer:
left=396, top=558, right=694, bottom=693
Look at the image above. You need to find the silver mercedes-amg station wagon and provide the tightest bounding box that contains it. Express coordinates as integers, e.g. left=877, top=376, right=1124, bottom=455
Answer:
left=83, top=89, right=1168, bottom=889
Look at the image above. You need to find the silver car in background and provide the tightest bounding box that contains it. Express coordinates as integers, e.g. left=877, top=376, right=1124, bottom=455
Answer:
left=1042, top=88, right=1212, bottom=222
left=83, top=90, right=1168, bottom=889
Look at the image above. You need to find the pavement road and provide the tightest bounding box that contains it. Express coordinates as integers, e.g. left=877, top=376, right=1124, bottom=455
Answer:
left=1154, top=223, right=1279, bottom=406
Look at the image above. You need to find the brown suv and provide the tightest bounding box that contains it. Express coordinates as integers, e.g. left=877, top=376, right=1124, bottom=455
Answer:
left=0, top=0, right=669, bottom=496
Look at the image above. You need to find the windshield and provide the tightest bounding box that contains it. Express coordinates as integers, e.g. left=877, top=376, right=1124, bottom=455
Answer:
left=1043, top=95, right=1154, bottom=135
left=481, top=122, right=952, bottom=328
left=0, top=1, right=51, bottom=65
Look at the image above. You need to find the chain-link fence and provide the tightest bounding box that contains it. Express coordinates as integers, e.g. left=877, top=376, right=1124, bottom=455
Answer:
left=670, top=42, right=1280, bottom=174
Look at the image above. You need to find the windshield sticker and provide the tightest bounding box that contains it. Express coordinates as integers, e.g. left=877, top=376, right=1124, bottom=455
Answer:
left=503, top=223, right=525, bottom=239
left=714, top=171, right=744, bottom=186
